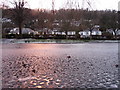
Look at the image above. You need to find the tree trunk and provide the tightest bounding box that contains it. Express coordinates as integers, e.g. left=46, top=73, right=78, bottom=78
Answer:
left=89, top=29, right=92, bottom=40
left=18, top=23, right=22, bottom=39
left=65, top=31, right=68, bottom=39
left=75, top=31, right=79, bottom=39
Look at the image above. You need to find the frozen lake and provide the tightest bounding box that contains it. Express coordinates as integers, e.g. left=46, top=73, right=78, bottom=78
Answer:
left=2, top=43, right=119, bottom=88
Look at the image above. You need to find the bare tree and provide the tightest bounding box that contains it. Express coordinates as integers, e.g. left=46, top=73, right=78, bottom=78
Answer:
left=11, top=0, right=27, bottom=38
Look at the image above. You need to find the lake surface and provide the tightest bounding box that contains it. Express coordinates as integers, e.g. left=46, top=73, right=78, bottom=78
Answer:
left=2, top=43, right=119, bottom=88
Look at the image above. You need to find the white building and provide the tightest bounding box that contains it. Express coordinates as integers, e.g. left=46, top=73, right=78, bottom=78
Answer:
left=116, top=29, right=120, bottom=35
left=54, top=31, right=66, bottom=35
left=106, top=29, right=115, bottom=35
left=79, top=29, right=102, bottom=38
left=79, top=30, right=90, bottom=38
left=92, top=29, right=102, bottom=35
left=9, top=28, right=36, bottom=35
left=67, top=31, right=76, bottom=35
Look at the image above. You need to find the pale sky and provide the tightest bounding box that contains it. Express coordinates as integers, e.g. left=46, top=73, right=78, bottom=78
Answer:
left=0, top=0, right=120, bottom=11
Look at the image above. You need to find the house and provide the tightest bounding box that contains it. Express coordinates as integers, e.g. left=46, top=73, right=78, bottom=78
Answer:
left=79, top=29, right=102, bottom=38
left=54, top=31, right=66, bottom=35
left=38, top=28, right=52, bottom=35
left=92, top=29, right=102, bottom=36
left=79, top=30, right=90, bottom=38
left=115, top=29, right=120, bottom=39
left=67, top=31, right=76, bottom=35
left=46, top=29, right=76, bottom=38
left=50, top=28, right=66, bottom=35
left=52, top=31, right=76, bottom=36
left=2, top=18, right=11, bottom=23
left=9, top=28, right=35, bottom=35
left=106, top=29, right=115, bottom=35
left=92, top=25, right=101, bottom=35
left=116, top=29, right=120, bottom=35
left=66, top=31, right=76, bottom=38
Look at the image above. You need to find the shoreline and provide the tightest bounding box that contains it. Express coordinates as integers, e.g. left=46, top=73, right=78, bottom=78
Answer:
left=1, top=39, right=119, bottom=44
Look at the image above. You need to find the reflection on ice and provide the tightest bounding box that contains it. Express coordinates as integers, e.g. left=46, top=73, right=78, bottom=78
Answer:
left=2, top=43, right=118, bottom=88
left=17, top=75, right=62, bottom=88
left=18, top=76, right=36, bottom=81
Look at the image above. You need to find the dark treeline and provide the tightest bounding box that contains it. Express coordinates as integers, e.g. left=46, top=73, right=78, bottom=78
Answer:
left=2, top=8, right=118, bottom=30
left=2, top=7, right=119, bottom=39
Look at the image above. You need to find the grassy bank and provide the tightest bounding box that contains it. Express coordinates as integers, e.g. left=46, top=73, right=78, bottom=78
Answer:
left=1, top=39, right=119, bottom=44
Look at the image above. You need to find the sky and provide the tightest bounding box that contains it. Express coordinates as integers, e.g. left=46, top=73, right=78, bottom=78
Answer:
left=0, top=0, right=120, bottom=11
